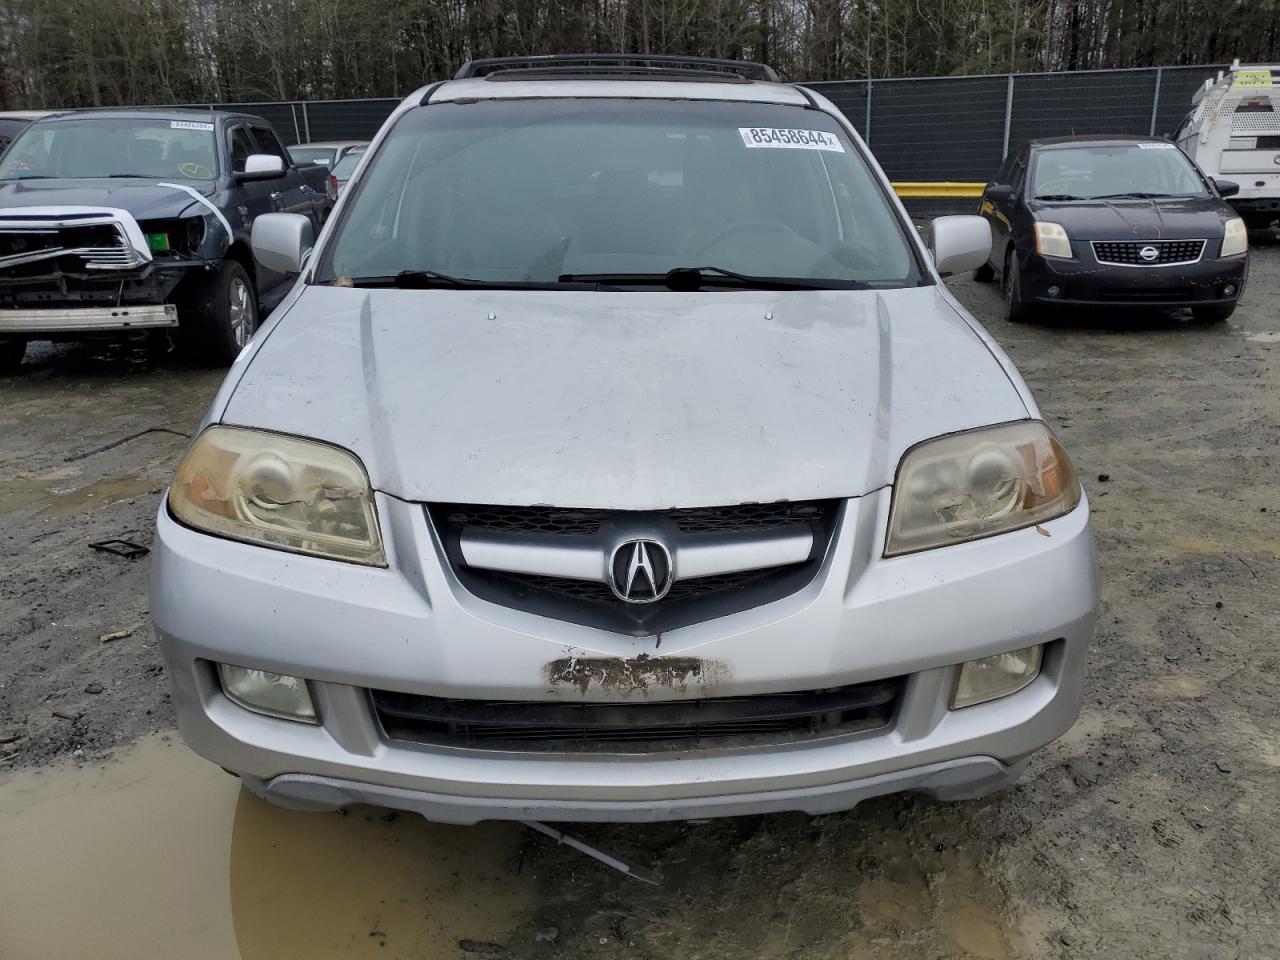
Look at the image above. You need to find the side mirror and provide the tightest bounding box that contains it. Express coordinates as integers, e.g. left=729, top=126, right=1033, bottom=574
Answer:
left=931, top=215, right=992, bottom=278
left=1213, top=178, right=1240, bottom=198
left=252, top=212, right=313, bottom=275
left=238, top=154, right=285, bottom=181
left=985, top=184, right=1014, bottom=204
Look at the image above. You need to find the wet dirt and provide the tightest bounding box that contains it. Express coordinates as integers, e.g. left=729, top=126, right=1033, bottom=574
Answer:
left=2, top=244, right=1279, bottom=958
left=0, top=733, right=536, bottom=960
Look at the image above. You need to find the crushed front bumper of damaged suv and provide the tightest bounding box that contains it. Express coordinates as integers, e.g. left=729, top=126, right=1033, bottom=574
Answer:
left=151, top=58, right=1099, bottom=826
left=0, top=207, right=208, bottom=335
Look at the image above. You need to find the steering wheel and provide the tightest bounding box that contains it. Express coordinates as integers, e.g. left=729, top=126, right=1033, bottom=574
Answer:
left=178, top=162, right=213, bottom=179
left=693, top=218, right=802, bottom=256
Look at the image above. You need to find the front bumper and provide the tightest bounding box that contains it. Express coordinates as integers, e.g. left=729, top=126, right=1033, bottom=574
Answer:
left=1020, top=248, right=1247, bottom=308
left=151, top=488, right=1098, bottom=824
left=0, top=303, right=178, bottom=334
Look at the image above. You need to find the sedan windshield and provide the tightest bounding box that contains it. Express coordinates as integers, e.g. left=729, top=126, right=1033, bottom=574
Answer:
left=1031, top=143, right=1208, bottom=200
left=318, top=99, right=921, bottom=288
left=0, top=117, right=217, bottom=181
left=331, top=150, right=364, bottom=181
left=290, top=147, right=338, bottom=167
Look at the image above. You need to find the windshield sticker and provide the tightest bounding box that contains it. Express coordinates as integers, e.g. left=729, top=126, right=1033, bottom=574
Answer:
left=1137, top=142, right=1177, bottom=149
left=171, top=121, right=215, bottom=132
left=738, top=127, right=845, bottom=152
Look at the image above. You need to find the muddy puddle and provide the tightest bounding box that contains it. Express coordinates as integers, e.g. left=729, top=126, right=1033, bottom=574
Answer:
left=0, top=735, right=536, bottom=960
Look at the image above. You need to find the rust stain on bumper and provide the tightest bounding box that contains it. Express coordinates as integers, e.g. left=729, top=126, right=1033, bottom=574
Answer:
left=546, top=653, right=729, bottom=696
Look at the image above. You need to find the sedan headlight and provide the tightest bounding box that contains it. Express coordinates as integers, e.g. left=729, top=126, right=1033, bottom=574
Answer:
left=885, top=421, right=1081, bottom=557
left=1034, top=221, right=1073, bottom=259
left=168, top=425, right=385, bottom=565
left=1220, top=217, right=1248, bottom=258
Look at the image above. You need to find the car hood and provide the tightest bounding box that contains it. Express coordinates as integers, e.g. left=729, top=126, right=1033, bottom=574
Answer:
left=222, top=285, right=1028, bottom=509
left=1029, top=195, right=1235, bottom=241
left=0, top=178, right=216, bottom=221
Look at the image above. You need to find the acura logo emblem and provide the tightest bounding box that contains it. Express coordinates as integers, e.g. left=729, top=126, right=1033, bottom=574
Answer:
left=608, top=539, right=673, bottom=603
left=1138, top=245, right=1159, bottom=262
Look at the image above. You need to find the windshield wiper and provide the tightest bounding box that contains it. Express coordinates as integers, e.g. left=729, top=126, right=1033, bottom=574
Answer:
left=558, top=265, right=870, bottom=291
left=343, top=270, right=593, bottom=290
left=1089, top=192, right=1175, bottom=200
left=1035, top=194, right=1083, bottom=201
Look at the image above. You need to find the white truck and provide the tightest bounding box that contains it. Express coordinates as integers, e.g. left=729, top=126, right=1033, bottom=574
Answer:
left=1174, top=60, right=1280, bottom=230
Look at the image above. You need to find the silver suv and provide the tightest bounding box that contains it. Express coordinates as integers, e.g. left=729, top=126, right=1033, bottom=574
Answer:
left=152, top=55, right=1098, bottom=824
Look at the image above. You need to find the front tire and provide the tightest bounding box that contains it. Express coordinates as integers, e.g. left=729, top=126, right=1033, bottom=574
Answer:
left=1003, top=250, right=1033, bottom=323
left=0, top=337, right=26, bottom=374
left=178, top=260, right=258, bottom=366
left=1192, top=303, right=1236, bottom=323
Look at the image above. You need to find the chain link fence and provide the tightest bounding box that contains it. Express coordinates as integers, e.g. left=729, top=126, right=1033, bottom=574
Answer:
left=178, top=63, right=1229, bottom=182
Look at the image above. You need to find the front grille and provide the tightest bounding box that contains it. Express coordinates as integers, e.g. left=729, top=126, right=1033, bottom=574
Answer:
left=1091, top=240, right=1205, bottom=266
left=372, top=678, right=901, bottom=753
left=446, top=501, right=827, bottom=536
left=430, top=500, right=840, bottom=633
left=0, top=224, right=138, bottom=273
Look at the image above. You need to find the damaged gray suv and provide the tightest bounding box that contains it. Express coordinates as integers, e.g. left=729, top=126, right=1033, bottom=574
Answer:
left=152, top=55, right=1098, bottom=825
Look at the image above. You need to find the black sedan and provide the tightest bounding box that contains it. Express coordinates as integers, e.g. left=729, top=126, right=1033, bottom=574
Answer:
left=975, top=136, right=1248, bottom=322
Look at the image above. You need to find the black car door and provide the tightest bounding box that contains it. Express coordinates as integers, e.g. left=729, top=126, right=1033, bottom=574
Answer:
left=979, top=152, right=1016, bottom=268
left=249, top=124, right=320, bottom=224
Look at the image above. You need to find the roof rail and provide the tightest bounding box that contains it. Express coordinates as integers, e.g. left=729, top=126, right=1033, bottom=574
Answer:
left=453, top=54, right=780, bottom=83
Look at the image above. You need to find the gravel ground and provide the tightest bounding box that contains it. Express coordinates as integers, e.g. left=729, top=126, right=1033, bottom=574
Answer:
left=1, top=244, right=1277, bottom=959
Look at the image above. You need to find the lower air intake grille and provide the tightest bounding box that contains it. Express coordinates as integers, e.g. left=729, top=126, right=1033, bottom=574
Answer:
left=372, top=678, right=902, bottom=753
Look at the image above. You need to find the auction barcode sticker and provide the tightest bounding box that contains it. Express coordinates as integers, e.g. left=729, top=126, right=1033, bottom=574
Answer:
left=738, top=127, right=845, bottom=152
left=171, top=121, right=215, bottom=132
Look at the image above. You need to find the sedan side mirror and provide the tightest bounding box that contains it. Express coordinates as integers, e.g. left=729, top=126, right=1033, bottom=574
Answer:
left=1213, top=178, right=1240, bottom=198
left=985, top=184, right=1014, bottom=204
left=252, top=212, right=314, bottom=275
left=931, top=215, right=992, bottom=277
left=238, top=154, right=286, bottom=182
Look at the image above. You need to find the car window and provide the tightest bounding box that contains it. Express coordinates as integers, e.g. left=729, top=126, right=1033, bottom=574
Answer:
left=0, top=117, right=217, bottom=180
left=229, top=126, right=257, bottom=174
left=290, top=147, right=337, bottom=167
left=1030, top=143, right=1208, bottom=199
left=320, top=99, right=922, bottom=288
left=250, top=127, right=291, bottom=166
left=331, top=150, right=365, bottom=180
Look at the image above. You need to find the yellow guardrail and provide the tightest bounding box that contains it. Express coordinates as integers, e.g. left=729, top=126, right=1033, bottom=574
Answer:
left=892, top=182, right=986, bottom=198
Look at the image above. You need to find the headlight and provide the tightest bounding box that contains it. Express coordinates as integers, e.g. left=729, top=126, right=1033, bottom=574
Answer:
left=168, top=425, right=385, bottom=565
left=885, top=421, right=1081, bottom=557
left=1221, top=217, right=1248, bottom=258
left=1034, top=221, right=1073, bottom=259
left=952, top=645, right=1043, bottom=709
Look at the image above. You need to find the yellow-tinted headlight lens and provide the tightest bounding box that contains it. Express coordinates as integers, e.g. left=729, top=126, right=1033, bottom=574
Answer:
left=952, top=645, right=1043, bottom=709
left=168, top=425, right=385, bottom=565
left=885, top=421, right=1081, bottom=556
left=1034, top=221, right=1073, bottom=259
left=1220, top=217, right=1248, bottom=258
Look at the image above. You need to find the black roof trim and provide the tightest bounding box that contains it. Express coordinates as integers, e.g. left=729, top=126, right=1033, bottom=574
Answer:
left=454, top=54, right=780, bottom=83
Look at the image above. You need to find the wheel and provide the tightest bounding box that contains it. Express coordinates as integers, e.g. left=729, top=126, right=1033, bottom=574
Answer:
left=1243, top=212, right=1276, bottom=232
left=0, top=337, right=26, bottom=374
left=973, top=261, right=995, bottom=282
left=1002, top=250, right=1033, bottom=323
left=178, top=259, right=259, bottom=366
left=1192, top=303, right=1235, bottom=323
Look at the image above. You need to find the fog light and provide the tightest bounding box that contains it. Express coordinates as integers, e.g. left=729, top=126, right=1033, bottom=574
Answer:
left=1046, top=285, right=1062, bottom=298
left=217, top=663, right=318, bottom=723
left=1223, top=283, right=1237, bottom=297
left=951, top=645, right=1043, bottom=709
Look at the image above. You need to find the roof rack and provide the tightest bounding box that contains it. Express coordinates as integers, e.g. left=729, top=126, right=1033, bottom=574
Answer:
left=453, top=54, right=780, bottom=84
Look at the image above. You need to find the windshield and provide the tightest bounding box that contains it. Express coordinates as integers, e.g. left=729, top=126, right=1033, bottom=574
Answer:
left=318, top=99, right=921, bottom=288
left=0, top=117, right=217, bottom=181
left=331, top=150, right=364, bottom=180
left=290, top=147, right=338, bottom=167
left=1031, top=143, right=1208, bottom=200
